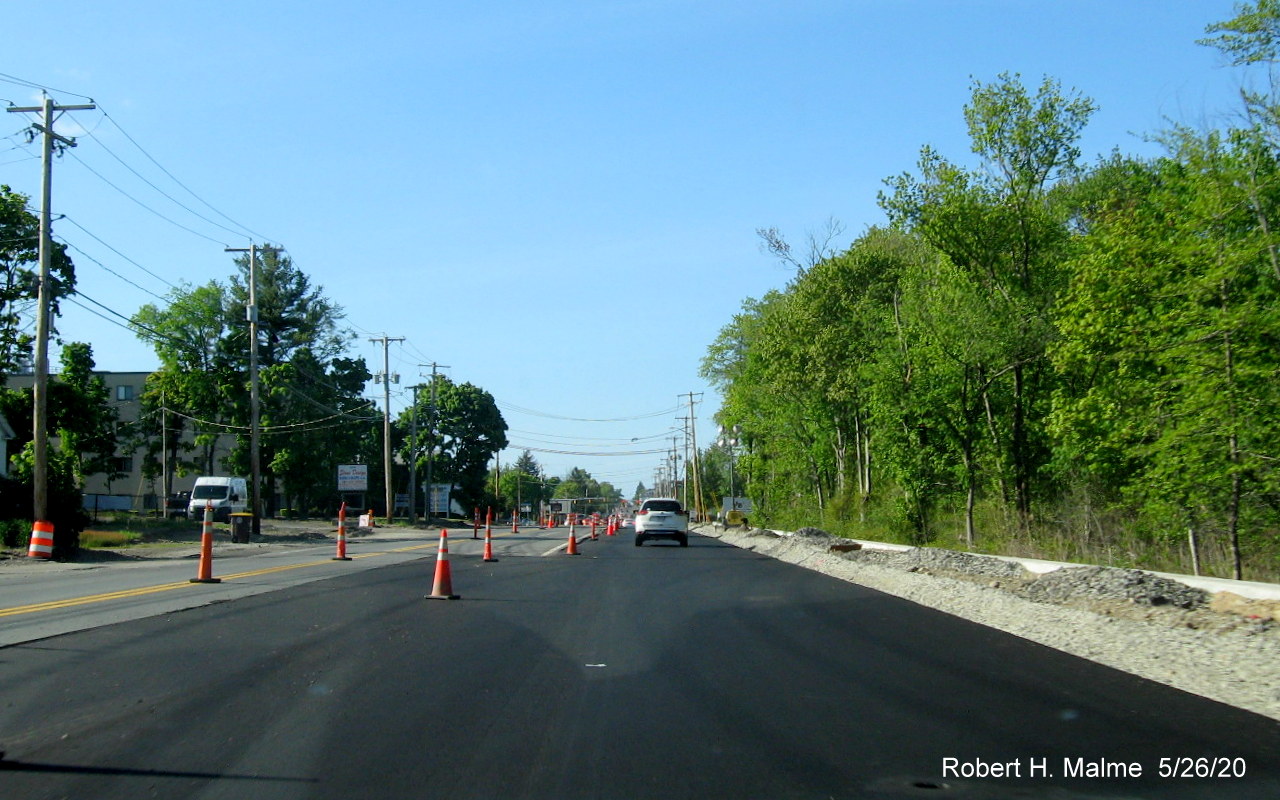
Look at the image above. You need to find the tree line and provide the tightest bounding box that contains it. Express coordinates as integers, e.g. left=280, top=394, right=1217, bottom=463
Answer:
left=491, top=450, right=625, bottom=517
left=700, top=4, right=1280, bottom=581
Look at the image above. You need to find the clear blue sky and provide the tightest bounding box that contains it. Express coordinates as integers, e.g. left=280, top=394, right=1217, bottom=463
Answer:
left=0, top=1, right=1250, bottom=497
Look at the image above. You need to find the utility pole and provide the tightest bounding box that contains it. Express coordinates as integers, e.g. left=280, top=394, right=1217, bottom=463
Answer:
left=418, top=362, right=449, bottom=523
left=675, top=418, right=690, bottom=510
left=161, top=390, right=170, bottom=520
left=370, top=335, right=404, bottom=524
left=684, top=392, right=704, bottom=520
left=670, top=436, right=681, bottom=503
left=408, top=383, right=423, bottom=524
left=225, top=244, right=262, bottom=535
left=8, top=95, right=95, bottom=539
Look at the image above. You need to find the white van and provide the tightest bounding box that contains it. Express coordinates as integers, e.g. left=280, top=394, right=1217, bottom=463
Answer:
left=187, top=477, right=249, bottom=521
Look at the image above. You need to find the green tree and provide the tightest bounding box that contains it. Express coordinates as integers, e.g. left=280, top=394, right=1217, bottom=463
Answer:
left=399, top=377, right=507, bottom=515
left=132, top=249, right=372, bottom=517
left=1051, top=136, right=1280, bottom=579
left=0, top=343, right=114, bottom=556
left=132, top=282, right=234, bottom=478
left=53, top=343, right=120, bottom=486
left=1200, top=0, right=1280, bottom=65
left=266, top=351, right=373, bottom=516
left=221, top=246, right=359, bottom=516
left=0, top=185, right=76, bottom=379
left=882, top=73, right=1094, bottom=525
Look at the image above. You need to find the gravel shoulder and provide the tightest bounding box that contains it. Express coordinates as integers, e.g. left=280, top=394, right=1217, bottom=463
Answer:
left=700, top=524, right=1280, bottom=722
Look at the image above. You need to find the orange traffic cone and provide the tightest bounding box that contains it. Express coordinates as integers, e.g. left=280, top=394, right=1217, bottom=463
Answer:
left=566, top=525, right=580, bottom=555
left=190, top=502, right=222, bottom=584
left=426, top=528, right=460, bottom=600
left=333, top=502, right=352, bottom=560
left=483, top=523, right=498, bottom=562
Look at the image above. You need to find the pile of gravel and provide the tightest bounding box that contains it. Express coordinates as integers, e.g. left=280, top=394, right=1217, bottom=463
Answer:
left=1017, top=565, right=1209, bottom=610
left=701, top=524, right=1280, bottom=721
left=846, top=546, right=1029, bottom=582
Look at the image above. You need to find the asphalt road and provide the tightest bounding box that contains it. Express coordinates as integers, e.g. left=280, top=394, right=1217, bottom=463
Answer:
left=2, top=528, right=1278, bottom=799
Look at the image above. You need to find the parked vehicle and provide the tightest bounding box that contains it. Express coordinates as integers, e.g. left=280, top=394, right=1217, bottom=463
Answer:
left=634, top=497, right=688, bottom=547
left=187, top=477, right=249, bottom=521
left=165, top=491, right=191, bottom=518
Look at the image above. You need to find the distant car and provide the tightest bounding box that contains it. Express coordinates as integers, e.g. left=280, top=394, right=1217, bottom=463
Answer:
left=165, top=492, right=191, bottom=518
left=634, top=498, right=688, bottom=547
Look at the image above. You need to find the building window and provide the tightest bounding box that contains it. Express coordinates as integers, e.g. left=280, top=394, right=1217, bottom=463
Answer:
left=116, top=385, right=134, bottom=401
left=112, top=456, right=133, bottom=474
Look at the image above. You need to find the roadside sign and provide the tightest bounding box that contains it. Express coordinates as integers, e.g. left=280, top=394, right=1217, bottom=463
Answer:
left=338, top=464, right=368, bottom=492
left=428, top=484, right=452, bottom=514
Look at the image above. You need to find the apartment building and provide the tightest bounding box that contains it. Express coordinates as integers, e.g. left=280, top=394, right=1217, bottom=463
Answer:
left=4, top=371, right=236, bottom=513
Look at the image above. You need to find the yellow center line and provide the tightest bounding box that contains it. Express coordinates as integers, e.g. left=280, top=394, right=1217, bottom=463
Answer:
left=0, top=541, right=442, bottom=619
left=0, top=581, right=195, bottom=617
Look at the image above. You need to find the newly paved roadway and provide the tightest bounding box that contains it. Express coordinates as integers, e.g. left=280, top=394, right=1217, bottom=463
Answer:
left=1, top=526, right=1278, bottom=799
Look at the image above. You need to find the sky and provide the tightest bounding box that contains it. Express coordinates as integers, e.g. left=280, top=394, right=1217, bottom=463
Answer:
left=0, top=0, right=1254, bottom=498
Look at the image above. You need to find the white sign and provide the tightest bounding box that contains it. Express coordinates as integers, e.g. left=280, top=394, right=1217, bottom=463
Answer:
left=428, top=483, right=452, bottom=514
left=721, top=497, right=753, bottom=513
left=338, top=464, right=368, bottom=492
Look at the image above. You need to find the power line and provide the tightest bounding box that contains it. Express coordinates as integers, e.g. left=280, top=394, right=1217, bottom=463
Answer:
left=99, top=109, right=271, bottom=243
left=504, top=444, right=673, bottom=457
left=0, top=71, right=95, bottom=102
left=56, top=238, right=168, bottom=301
left=495, top=399, right=681, bottom=422
left=505, top=427, right=675, bottom=443
left=79, top=128, right=254, bottom=241
left=65, top=149, right=229, bottom=245
left=60, top=215, right=181, bottom=290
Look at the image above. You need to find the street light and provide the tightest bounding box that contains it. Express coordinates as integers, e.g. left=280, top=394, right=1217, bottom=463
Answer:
left=717, top=425, right=742, bottom=514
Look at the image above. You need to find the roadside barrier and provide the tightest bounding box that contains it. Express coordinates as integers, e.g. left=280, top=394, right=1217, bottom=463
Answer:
left=512, top=511, right=519, bottom=534
left=590, top=518, right=599, bottom=540
left=333, top=502, right=352, bottom=561
left=190, top=502, right=221, bottom=584
left=426, top=528, right=460, bottom=600
left=473, top=507, right=481, bottom=539
left=27, top=520, right=54, bottom=559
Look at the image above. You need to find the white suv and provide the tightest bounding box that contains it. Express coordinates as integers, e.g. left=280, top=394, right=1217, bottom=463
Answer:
left=634, top=498, right=689, bottom=547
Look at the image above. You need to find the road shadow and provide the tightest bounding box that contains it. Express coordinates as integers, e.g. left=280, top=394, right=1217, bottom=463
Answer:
left=0, top=757, right=314, bottom=783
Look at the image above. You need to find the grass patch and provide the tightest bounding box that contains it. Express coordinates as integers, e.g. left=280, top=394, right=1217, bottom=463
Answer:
left=80, top=529, right=144, bottom=548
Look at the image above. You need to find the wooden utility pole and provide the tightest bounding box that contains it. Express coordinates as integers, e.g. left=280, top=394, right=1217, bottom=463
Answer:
left=409, top=383, right=423, bottom=524
left=161, top=391, right=170, bottom=520
left=7, top=95, right=95, bottom=535
left=370, top=335, right=404, bottom=524
left=418, top=362, right=449, bottom=523
left=225, top=244, right=262, bottom=534
left=684, top=392, right=704, bottom=520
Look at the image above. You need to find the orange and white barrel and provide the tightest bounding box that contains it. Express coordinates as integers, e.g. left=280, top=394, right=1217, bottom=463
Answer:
left=27, top=520, right=54, bottom=559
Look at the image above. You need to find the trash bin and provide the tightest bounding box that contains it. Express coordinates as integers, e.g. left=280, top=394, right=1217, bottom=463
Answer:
left=230, top=512, right=254, bottom=543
